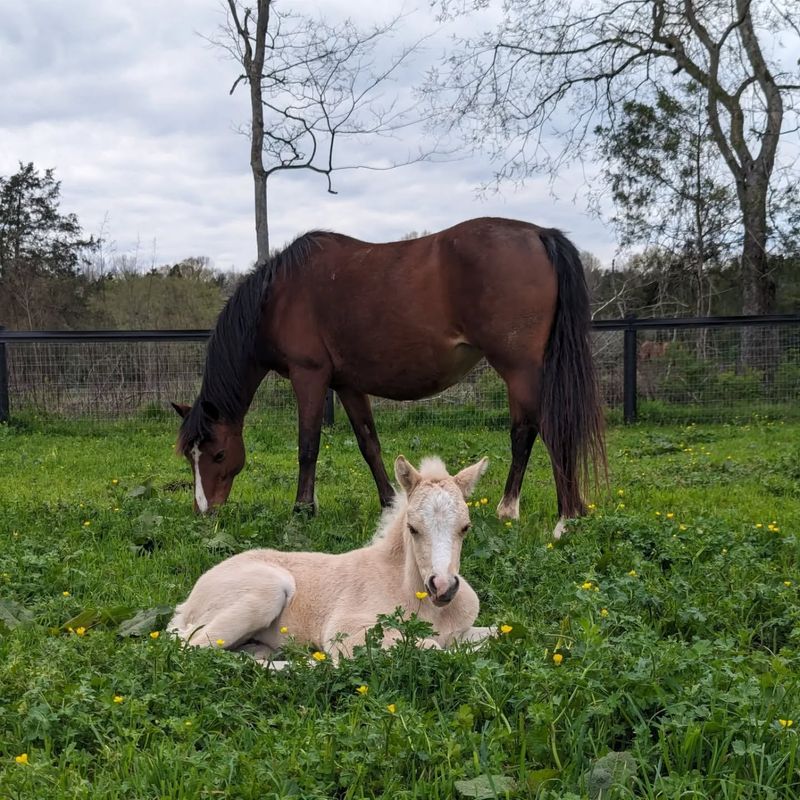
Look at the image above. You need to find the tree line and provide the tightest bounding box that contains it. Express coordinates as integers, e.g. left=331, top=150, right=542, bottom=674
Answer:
left=1, top=160, right=798, bottom=333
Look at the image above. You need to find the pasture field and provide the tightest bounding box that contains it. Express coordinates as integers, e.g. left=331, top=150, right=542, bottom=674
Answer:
left=1, top=414, right=799, bottom=799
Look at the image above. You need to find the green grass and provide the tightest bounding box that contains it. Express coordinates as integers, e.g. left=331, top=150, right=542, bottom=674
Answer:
left=1, top=415, right=799, bottom=798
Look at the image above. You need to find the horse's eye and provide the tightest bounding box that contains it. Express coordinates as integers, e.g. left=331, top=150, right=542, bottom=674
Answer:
left=408, top=524, right=419, bottom=536
left=213, top=450, right=225, bottom=464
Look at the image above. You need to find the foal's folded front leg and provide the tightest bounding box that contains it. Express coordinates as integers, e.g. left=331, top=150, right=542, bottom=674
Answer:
left=448, top=626, right=498, bottom=647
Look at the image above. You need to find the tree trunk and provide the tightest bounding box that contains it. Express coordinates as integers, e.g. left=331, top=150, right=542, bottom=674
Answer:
left=739, top=183, right=775, bottom=368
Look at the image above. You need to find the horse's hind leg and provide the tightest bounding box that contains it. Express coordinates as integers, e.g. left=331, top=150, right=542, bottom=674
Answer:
left=336, top=387, right=395, bottom=507
left=181, top=566, right=295, bottom=650
left=495, top=365, right=542, bottom=520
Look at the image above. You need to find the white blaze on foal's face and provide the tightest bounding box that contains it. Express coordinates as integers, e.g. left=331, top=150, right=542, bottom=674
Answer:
left=395, top=455, right=489, bottom=606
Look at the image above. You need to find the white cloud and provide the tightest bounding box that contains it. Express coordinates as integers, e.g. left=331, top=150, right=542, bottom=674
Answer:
left=1, top=0, right=620, bottom=273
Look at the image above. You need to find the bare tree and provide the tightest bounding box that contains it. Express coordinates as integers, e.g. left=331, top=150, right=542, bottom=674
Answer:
left=428, top=0, right=800, bottom=360
left=216, top=1, right=426, bottom=260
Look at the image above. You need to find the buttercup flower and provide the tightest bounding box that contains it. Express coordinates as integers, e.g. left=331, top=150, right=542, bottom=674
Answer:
left=500, top=624, right=513, bottom=634
left=504, top=521, right=512, bottom=528
left=15, top=753, right=28, bottom=765
left=312, top=651, right=327, bottom=662
left=387, top=703, right=397, bottom=714
left=216, top=639, right=225, bottom=646
left=480, top=497, right=488, bottom=505
left=62, top=591, right=70, bottom=597
left=149, top=631, right=160, bottom=639
left=75, top=627, right=86, bottom=636
left=666, top=513, right=674, bottom=519
left=779, top=719, right=794, bottom=728
left=83, top=521, right=91, bottom=527
left=581, top=581, right=594, bottom=590
left=552, top=653, right=563, bottom=665
left=546, top=542, right=554, bottom=550
left=279, top=626, right=289, bottom=634
left=356, top=685, right=368, bottom=695
left=113, top=695, right=124, bottom=704
left=415, top=591, right=428, bottom=600
left=627, top=570, right=637, bottom=577
left=600, top=608, right=609, bottom=617
left=112, top=479, right=119, bottom=485
left=784, top=581, right=793, bottom=587
left=617, top=489, right=624, bottom=497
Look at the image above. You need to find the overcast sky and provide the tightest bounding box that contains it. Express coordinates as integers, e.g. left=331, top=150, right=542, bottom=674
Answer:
left=6, top=0, right=791, bottom=273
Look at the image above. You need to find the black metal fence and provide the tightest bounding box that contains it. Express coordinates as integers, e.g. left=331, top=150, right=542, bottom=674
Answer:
left=1, top=315, right=799, bottom=425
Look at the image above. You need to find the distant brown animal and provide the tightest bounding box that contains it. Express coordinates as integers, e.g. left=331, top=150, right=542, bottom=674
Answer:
left=172, top=217, right=606, bottom=536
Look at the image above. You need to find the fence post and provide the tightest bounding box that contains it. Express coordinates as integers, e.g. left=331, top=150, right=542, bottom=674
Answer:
left=0, top=326, right=8, bottom=423
left=322, top=388, right=335, bottom=427
left=623, top=315, right=638, bottom=424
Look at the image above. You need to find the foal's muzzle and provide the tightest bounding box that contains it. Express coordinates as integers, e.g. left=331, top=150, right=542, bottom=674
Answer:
left=427, top=575, right=460, bottom=606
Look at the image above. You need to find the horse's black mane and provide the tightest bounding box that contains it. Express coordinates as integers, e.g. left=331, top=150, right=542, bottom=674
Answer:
left=178, top=231, right=328, bottom=453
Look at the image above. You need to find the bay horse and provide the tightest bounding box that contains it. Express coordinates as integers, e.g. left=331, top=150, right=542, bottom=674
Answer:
left=173, top=217, right=606, bottom=535
left=168, top=455, right=495, bottom=663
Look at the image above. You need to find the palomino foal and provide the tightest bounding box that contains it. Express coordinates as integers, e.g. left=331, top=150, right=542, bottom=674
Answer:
left=169, top=456, right=494, bottom=662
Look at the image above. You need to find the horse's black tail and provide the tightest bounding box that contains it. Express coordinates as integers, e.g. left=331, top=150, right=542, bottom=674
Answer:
left=538, top=229, right=607, bottom=515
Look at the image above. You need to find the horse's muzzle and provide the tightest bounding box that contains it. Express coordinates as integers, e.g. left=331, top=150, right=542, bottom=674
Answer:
left=428, top=575, right=460, bottom=606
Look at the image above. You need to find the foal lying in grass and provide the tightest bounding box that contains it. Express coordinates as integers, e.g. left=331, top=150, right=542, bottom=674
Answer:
left=169, top=455, right=495, bottom=663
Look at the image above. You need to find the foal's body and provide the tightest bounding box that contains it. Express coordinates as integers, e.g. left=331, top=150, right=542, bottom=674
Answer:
left=169, top=456, right=493, bottom=661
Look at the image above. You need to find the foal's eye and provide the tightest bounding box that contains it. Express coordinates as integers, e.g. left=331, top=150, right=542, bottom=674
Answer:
left=212, top=450, right=225, bottom=464
left=461, top=523, right=471, bottom=534
left=408, top=524, right=419, bottom=536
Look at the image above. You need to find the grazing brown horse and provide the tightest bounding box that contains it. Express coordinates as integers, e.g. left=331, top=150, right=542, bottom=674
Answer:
left=173, top=217, right=606, bottom=534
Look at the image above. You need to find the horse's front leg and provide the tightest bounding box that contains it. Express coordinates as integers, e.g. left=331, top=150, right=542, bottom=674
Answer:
left=336, top=386, right=395, bottom=508
left=289, top=368, right=330, bottom=514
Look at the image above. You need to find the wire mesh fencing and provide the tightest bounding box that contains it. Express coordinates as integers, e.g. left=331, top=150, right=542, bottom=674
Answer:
left=2, top=317, right=799, bottom=427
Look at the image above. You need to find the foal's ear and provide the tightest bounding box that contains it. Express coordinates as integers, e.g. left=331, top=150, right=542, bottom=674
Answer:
left=395, top=455, right=422, bottom=494
left=453, top=457, right=489, bottom=498
left=171, top=401, right=191, bottom=419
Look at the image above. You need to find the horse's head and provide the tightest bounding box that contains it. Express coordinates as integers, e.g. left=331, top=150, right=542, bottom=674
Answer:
left=172, top=400, right=245, bottom=514
left=395, top=454, right=488, bottom=607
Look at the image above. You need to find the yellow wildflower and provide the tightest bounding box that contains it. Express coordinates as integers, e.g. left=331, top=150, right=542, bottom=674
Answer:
left=552, top=653, right=563, bottom=665
left=779, top=719, right=794, bottom=728
left=617, top=489, right=624, bottom=497
left=75, top=626, right=86, bottom=636
left=581, top=581, right=594, bottom=590
left=112, top=479, right=119, bottom=485
left=415, top=591, right=428, bottom=600
left=83, top=521, right=91, bottom=527
left=504, top=521, right=512, bottom=528
left=627, top=570, right=637, bottom=577
left=617, top=503, right=626, bottom=509
left=15, top=753, right=29, bottom=765
left=356, top=685, right=368, bottom=695
left=149, top=631, right=160, bottom=639
left=62, top=591, right=70, bottom=597
left=113, top=695, right=124, bottom=704
left=784, top=581, right=792, bottom=587
left=666, top=513, right=674, bottom=519
left=679, top=524, right=687, bottom=531
left=655, top=511, right=661, bottom=516
left=600, top=608, right=609, bottom=617
left=480, top=497, right=488, bottom=505
left=500, top=624, right=513, bottom=634
left=755, top=523, right=763, bottom=529
left=279, top=626, right=289, bottom=634
left=216, top=639, right=226, bottom=647
left=546, top=542, right=554, bottom=550
left=721, top=548, right=728, bottom=555
left=387, top=703, right=397, bottom=714
left=312, top=651, right=327, bottom=662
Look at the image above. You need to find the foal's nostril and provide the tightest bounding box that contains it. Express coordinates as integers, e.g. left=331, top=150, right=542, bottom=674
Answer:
left=440, top=575, right=460, bottom=603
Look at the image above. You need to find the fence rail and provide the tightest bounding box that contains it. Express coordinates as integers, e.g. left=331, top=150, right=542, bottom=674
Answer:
left=2, top=314, right=799, bottom=425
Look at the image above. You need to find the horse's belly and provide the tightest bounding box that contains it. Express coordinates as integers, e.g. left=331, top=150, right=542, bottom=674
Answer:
left=339, top=342, right=483, bottom=400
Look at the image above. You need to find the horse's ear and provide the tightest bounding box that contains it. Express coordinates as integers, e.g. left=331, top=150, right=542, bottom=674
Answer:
left=171, top=402, right=191, bottom=419
left=395, top=455, right=421, bottom=495
left=201, top=400, right=220, bottom=422
left=453, top=457, right=489, bottom=498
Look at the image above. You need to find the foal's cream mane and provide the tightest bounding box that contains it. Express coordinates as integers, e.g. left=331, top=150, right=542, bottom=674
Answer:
left=371, top=457, right=451, bottom=544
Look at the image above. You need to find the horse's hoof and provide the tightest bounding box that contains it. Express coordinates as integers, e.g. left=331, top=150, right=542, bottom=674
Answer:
left=496, top=496, right=520, bottom=521
left=293, top=502, right=317, bottom=517
left=552, top=517, right=568, bottom=539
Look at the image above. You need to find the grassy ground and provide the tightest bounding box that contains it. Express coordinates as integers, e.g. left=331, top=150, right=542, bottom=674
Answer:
left=1, top=414, right=799, bottom=799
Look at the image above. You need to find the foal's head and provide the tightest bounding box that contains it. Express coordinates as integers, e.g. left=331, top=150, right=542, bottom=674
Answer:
left=172, top=400, right=245, bottom=513
left=395, top=455, right=488, bottom=606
